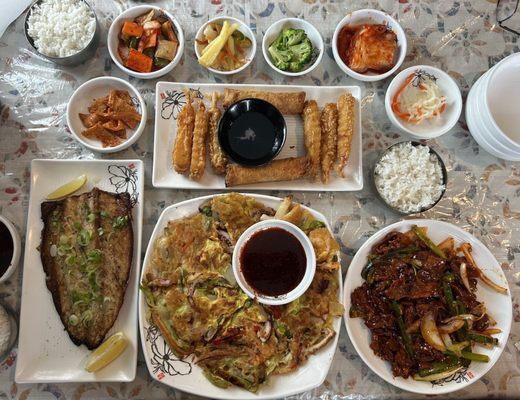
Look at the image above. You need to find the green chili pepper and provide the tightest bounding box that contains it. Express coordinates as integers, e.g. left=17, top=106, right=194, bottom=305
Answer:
left=442, top=279, right=456, bottom=316
left=417, top=359, right=461, bottom=377
left=362, top=246, right=419, bottom=280
left=154, top=57, right=170, bottom=68
left=129, top=36, right=139, bottom=49
left=445, top=349, right=490, bottom=362
left=391, top=300, right=414, bottom=358
left=143, top=48, right=155, bottom=58
left=412, top=225, right=446, bottom=259
left=468, top=332, right=498, bottom=346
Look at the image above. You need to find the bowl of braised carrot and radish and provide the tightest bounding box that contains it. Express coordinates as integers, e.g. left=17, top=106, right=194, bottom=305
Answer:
left=108, top=5, right=184, bottom=79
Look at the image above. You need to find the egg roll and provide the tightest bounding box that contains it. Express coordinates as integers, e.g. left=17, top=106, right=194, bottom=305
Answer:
left=189, top=102, right=208, bottom=181
left=225, top=157, right=309, bottom=187
left=336, top=92, right=355, bottom=177
left=302, top=100, right=322, bottom=180
left=320, top=103, right=338, bottom=184
left=222, top=88, right=306, bottom=114
left=172, top=91, right=195, bottom=174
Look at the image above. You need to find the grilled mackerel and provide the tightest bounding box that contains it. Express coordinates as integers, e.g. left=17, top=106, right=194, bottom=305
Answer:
left=40, top=188, right=133, bottom=349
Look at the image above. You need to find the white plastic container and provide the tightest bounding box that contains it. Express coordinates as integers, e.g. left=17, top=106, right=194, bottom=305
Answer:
left=466, top=53, right=520, bottom=161
left=232, top=219, right=316, bottom=306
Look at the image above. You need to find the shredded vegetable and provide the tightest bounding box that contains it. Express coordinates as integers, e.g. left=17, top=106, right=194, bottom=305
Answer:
left=392, top=70, right=447, bottom=124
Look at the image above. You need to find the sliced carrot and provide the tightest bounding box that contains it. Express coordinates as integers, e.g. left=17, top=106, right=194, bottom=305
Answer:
left=122, top=21, right=144, bottom=38
left=391, top=73, right=416, bottom=121
left=126, top=48, right=153, bottom=73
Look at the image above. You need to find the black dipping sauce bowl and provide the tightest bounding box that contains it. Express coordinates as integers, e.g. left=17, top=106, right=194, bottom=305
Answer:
left=218, top=98, right=287, bottom=166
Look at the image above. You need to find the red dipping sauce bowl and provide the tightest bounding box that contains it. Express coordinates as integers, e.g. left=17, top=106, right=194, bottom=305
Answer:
left=232, top=219, right=316, bottom=305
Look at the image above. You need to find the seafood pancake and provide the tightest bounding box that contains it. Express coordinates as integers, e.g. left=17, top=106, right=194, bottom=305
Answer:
left=142, top=193, right=343, bottom=392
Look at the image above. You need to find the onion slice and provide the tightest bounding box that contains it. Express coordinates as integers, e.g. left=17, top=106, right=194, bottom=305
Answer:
left=458, top=243, right=508, bottom=294
left=481, top=328, right=502, bottom=335
left=441, top=332, right=453, bottom=348
left=442, top=314, right=479, bottom=324
left=406, top=319, right=421, bottom=334
left=421, top=311, right=446, bottom=352
left=459, top=262, right=472, bottom=292
left=438, top=319, right=465, bottom=333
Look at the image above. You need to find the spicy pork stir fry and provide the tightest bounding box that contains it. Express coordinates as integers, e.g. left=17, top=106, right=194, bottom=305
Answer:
left=350, top=226, right=506, bottom=381
left=118, top=9, right=179, bottom=73
left=141, top=193, right=342, bottom=392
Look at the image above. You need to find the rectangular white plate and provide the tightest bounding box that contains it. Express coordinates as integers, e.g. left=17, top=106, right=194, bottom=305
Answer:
left=153, top=82, right=362, bottom=191
left=15, top=159, right=144, bottom=383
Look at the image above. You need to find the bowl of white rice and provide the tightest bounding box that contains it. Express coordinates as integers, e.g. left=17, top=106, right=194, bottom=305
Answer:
left=373, top=141, right=447, bottom=214
left=24, top=0, right=100, bottom=66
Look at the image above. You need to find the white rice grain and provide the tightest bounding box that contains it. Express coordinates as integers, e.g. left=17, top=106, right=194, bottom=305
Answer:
left=374, top=142, right=445, bottom=213
left=27, top=0, right=95, bottom=58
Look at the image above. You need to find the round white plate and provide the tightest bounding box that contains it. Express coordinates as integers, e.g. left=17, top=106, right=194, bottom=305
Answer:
left=138, top=193, right=342, bottom=400
left=343, top=219, right=512, bottom=395
left=66, top=76, right=146, bottom=153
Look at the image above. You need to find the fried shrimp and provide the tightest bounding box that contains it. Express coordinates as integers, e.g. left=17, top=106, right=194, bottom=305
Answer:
left=319, top=103, right=338, bottom=184
left=336, top=92, right=355, bottom=177
left=302, top=100, right=322, bottom=180
left=172, top=90, right=195, bottom=174
left=208, top=92, right=227, bottom=174
left=189, top=102, right=209, bottom=181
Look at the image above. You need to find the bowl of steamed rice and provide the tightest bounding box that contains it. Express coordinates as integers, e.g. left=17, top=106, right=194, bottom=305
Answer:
left=24, top=0, right=100, bottom=66
left=373, top=141, right=447, bottom=214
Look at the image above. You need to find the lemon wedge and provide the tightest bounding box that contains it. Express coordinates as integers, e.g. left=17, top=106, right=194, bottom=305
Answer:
left=85, top=331, right=128, bottom=373
left=46, top=174, right=87, bottom=200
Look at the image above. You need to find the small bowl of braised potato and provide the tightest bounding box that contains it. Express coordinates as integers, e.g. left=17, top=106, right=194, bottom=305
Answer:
left=195, top=16, right=256, bottom=75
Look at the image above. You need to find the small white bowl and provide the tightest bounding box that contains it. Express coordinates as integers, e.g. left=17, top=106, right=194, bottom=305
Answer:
left=385, top=65, right=462, bottom=139
left=332, top=9, right=407, bottom=82
left=66, top=76, right=147, bottom=153
left=262, top=17, right=324, bottom=77
left=0, top=215, right=21, bottom=284
left=232, top=219, right=316, bottom=306
left=194, top=16, right=256, bottom=75
left=108, top=5, right=184, bottom=80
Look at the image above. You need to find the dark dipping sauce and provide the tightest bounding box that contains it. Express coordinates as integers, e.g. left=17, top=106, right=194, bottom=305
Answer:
left=218, top=98, right=286, bottom=166
left=240, top=227, right=306, bottom=297
left=0, top=221, right=13, bottom=277
left=228, top=112, right=277, bottom=161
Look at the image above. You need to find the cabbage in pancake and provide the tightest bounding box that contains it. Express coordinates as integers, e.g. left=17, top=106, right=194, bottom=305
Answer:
left=210, top=192, right=275, bottom=243
left=142, top=193, right=343, bottom=392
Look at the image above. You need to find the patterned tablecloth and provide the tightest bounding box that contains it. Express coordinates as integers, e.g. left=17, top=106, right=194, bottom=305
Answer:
left=0, top=0, right=519, bottom=399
